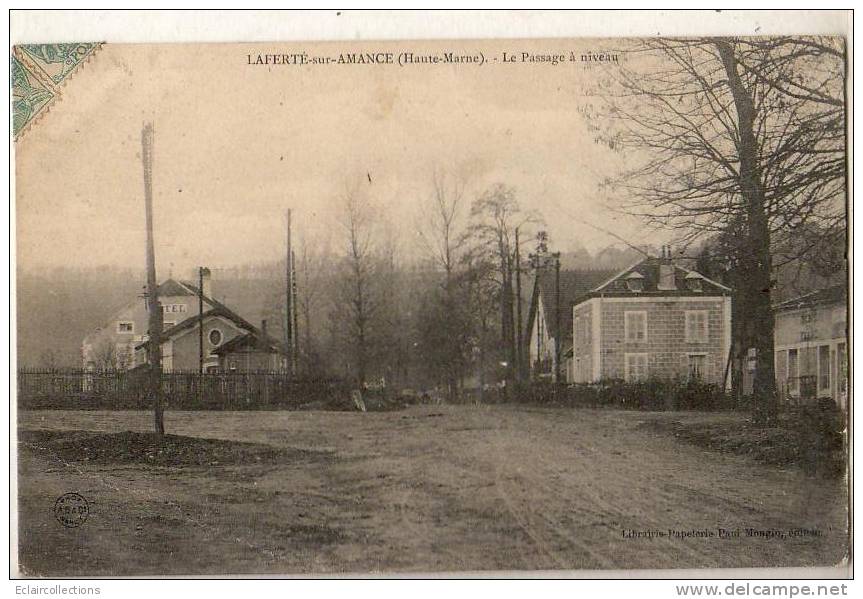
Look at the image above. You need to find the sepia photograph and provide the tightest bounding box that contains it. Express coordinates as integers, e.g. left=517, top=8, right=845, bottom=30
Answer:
left=11, top=11, right=851, bottom=579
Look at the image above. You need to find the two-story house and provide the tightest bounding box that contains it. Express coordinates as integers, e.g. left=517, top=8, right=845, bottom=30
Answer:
left=773, top=285, right=848, bottom=410
left=83, top=268, right=285, bottom=373
left=569, top=248, right=732, bottom=386
left=81, top=274, right=212, bottom=371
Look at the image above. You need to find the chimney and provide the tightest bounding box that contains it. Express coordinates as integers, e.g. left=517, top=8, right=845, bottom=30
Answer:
left=260, top=319, right=269, bottom=350
left=200, top=267, right=212, bottom=299
left=657, top=245, right=677, bottom=290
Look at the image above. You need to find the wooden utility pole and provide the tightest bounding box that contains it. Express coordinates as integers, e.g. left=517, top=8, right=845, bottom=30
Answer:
left=285, top=209, right=294, bottom=374
left=514, top=227, right=523, bottom=381
left=553, top=252, right=562, bottom=384
left=198, top=266, right=204, bottom=374
left=291, top=248, right=299, bottom=374
left=142, top=122, right=164, bottom=437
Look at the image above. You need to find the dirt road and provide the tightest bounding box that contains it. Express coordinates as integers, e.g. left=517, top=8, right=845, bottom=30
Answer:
left=16, top=405, right=848, bottom=575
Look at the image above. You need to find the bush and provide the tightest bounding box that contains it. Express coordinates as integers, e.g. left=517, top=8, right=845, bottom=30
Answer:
left=510, top=378, right=736, bottom=412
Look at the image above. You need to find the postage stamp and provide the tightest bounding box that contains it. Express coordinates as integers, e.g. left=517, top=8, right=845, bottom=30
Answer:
left=11, top=43, right=101, bottom=138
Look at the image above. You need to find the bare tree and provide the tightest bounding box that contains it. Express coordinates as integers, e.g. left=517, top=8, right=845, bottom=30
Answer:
left=460, top=246, right=502, bottom=401
left=333, top=181, right=382, bottom=388
left=93, top=339, right=118, bottom=370
left=39, top=349, right=60, bottom=370
left=416, top=169, right=471, bottom=398
left=587, top=37, right=845, bottom=424
left=469, top=184, right=541, bottom=386
left=294, top=232, right=332, bottom=374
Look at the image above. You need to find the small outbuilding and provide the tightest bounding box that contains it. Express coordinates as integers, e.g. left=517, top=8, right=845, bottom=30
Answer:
left=211, top=327, right=287, bottom=372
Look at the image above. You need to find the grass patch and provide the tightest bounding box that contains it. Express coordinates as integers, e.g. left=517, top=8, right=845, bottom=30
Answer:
left=639, top=408, right=846, bottom=477
left=18, top=429, right=325, bottom=467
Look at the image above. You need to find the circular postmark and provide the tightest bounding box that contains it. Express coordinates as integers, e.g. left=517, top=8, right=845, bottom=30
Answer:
left=54, top=492, right=89, bottom=528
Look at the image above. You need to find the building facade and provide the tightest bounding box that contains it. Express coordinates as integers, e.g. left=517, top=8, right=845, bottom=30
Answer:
left=213, top=327, right=286, bottom=372
left=773, top=285, right=848, bottom=410
left=84, top=268, right=285, bottom=373
left=82, top=276, right=212, bottom=371
left=569, top=250, right=732, bottom=386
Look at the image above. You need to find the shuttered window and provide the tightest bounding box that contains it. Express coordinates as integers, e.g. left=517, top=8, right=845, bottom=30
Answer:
left=624, top=311, right=647, bottom=343
left=685, top=311, right=708, bottom=343
left=625, top=353, right=648, bottom=382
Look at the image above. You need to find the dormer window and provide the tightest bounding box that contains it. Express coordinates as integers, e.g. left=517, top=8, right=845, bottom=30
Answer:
left=626, top=271, right=644, bottom=292
left=685, top=272, right=703, bottom=292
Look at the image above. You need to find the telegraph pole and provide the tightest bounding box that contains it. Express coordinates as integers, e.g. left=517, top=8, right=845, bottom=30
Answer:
left=553, top=251, right=562, bottom=384
left=514, top=227, right=523, bottom=382
left=285, top=209, right=294, bottom=374
left=198, top=266, right=204, bottom=374
left=291, top=248, right=299, bottom=375
left=142, top=122, right=164, bottom=437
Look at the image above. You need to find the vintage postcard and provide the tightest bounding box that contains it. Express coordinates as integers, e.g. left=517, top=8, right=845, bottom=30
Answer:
left=12, top=16, right=851, bottom=579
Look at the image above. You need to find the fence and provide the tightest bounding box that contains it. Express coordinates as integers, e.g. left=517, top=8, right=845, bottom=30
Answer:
left=17, top=368, right=351, bottom=411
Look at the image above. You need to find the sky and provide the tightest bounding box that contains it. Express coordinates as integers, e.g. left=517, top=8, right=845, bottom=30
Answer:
left=15, top=40, right=662, bottom=275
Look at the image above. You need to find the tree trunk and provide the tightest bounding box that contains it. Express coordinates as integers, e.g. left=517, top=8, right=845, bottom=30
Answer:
left=715, top=40, right=778, bottom=425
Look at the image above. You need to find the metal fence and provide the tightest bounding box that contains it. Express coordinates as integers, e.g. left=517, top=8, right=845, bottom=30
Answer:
left=16, top=368, right=351, bottom=410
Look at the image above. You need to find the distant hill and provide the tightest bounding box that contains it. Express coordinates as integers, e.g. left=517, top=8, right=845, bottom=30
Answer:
left=15, top=265, right=285, bottom=368
left=15, top=236, right=846, bottom=367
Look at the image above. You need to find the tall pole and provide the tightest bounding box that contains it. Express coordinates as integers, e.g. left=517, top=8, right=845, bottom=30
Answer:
left=291, top=249, right=299, bottom=376
left=142, top=122, right=164, bottom=437
left=514, top=227, right=523, bottom=382
left=285, top=209, right=293, bottom=373
left=198, top=267, right=204, bottom=374
left=553, top=252, right=562, bottom=384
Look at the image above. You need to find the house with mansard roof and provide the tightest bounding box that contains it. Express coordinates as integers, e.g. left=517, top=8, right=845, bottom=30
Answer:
left=569, top=247, right=732, bottom=385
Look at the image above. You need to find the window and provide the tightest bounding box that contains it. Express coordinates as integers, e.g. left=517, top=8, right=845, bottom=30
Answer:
left=685, top=311, right=708, bottom=343
left=163, top=321, right=176, bottom=330
left=626, top=273, right=644, bottom=292
left=574, top=315, right=590, bottom=348
left=625, top=353, right=648, bottom=382
left=787, top=348, right=799, bottom=393
left=117, top=321, right=134, bottom=334
left=818, top=345, right=830, bottom=391
left=624, top=311, right=647, bottom=343
left=688, top=354, right=706, bottom=381
left=229, top=360, right=237, bottom=372
left=209, top=329, right=223, bottom=347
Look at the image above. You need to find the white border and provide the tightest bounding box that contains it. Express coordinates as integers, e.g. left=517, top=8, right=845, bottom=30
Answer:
left=5, top=7, right=854, bottom=595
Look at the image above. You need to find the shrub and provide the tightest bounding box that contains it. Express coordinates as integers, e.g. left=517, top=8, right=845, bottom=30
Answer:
left=511, top=378, right=736, bottom=412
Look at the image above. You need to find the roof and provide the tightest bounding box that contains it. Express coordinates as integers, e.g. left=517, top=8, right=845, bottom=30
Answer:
left=211, top=331, right=286, bottom=356
left=157, top=278, right=197, bottom=297
left=584, top=256, right=731, bottom=300
left=774, top=285, right=847, bottom=312
left=135, top=296, right=260, bottom=350
left=527, top=269, right=616, bottom=342
left=84, top=278, right=197, bottom=344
